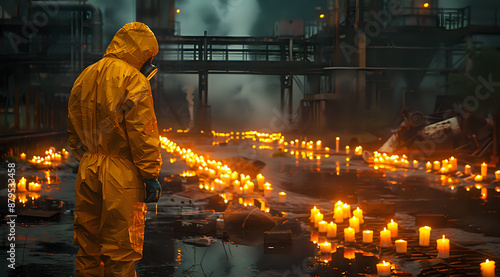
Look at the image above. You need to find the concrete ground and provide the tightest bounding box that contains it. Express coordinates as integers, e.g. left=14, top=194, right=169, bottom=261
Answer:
left=1, top=134, right=500, bottom=276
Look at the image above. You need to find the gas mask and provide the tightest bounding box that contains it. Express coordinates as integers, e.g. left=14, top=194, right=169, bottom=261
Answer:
left=140, top=57, right=158, bottom=80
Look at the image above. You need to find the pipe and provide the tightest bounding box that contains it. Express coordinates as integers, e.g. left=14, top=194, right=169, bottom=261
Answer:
left=30, top=1, right=103, bottom=53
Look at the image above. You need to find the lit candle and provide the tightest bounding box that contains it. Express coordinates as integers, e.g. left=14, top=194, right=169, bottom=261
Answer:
left=278, top=191, right=286, bottom=204
left=433, top=161, right=441, bottom=171
left=464, top=164, right=472, bottom=175
left=419, top=226, right=431, bottom=246
left=395, top=239, right=407, bottom=253
left=349, top=216, right=360, bottom=233
left=376, top=260, right=391, bottom=277
left=264, top=185, right=273, bottom=198
left=426, top=161, right=432, bottom=170
left=310, top=206, right=319, bottom=222
left=353, top=207, right=364, bottom=224
left=496, top=170, right=500, bottom=181
left=387, top=219, right=398, bottom=237
left=318, top=220, right=328, bottom=233
left=342, top=203, right=351, bottom=219
left=316, top=140, right=322, bottom=150
left=345, top=146, right=350, bottom=154
left=336, top=137, right=340, bottom=153
left=334, top=200, right=343, bottom=210
left=334, top=206, right=344, bottom=223
left=326, top=222, right=337, bottom=238
left=314, top=212, right=324, bottom=228
left=28, top=182, right=41, bottom=192
left=481, top=162, right=488, bottom=180
left=20, top=153, right=26, bottom=160
left=474, top=175, right=483, bottom=182
left=17, top=177, right=27, bottom=192
left=436, top=235, right=450, bottom=259
left=362, top=230, right=373, bottom=243
left=413, top=160, right=419, bottom=169
left=450, top=156, right=458, bottom=171
left=256, top=173, right=265, bottom=190
left=320, top=241, right=332, bottom=254
left=480, top=259, right=495, bottom=277
left=380, top=228, right=392, bottom=248
left=344, top=227, right=355, bottom=242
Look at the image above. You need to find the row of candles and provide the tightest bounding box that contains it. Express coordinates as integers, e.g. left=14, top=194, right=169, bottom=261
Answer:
left=12, top=177, right=42, bottom=192
left=21, top=148, right=70, bottom=164
left=311, top=201, right=495, bottom=276
left=212, top=131, right=363, bottom=155
left=161, top=136, right=285, bottom=210
left=373, top=151, right=500, bottom=182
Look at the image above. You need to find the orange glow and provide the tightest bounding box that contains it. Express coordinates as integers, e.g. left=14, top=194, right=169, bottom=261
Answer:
left=423, top=2, right=429, bottom=8
left=319, top=13, right=325, bottom=19
left=176, top=8, right=181, bottom=13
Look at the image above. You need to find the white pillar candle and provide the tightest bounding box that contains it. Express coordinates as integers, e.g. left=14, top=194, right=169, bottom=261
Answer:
left=413, top=160, right=419, bottom=169
left=310, top=206, right=319, bottom=222
left=256, top=173, right=265, bottom=190
left=419, top=226, right=431, bottom=246
left=316, top=140, right=322, bottom=150
left=342, top=203, right=351, bottom=219
left=264, top=186, right=273, bottom=198
left=344, top=227, right=355, bottom=242
left=320, top=241, right=331, bottom=254
left=353, top=207, right=364, bottom=224
left=436, top=235, right=450, bottom=259
left=336, top=137, right=340, bottom=153
left=450, top=156, right=458, bottom=171
left=334, top=200, right=343, bottom=210
left=376, top=260, right=391, bottom=277
left=326, top=222, right=337, bottom=238
left=345, top=146, right=350, bottom=154
left=318, top=220, right=328, bottom=233
left=480, top=259, right=495, bottom=277
left=349, top=216, right=360, bottom=233
left=362, top=230, right=373, bottom=243
left=380, top=228, right=392, bottom=248
left=481, top=162, right=488, bottom=180
left=433, top=161, right=441, bottom=171
left=395, top=239, right=407, bottom=253
left=464, top=164, right=472, bottom=175
left=426, top=161, right=432, bottom=170
left=387, top=219, right=398, bottom=237
left=496, top=170, right=500, bottom=181
left=334, top=206, right=344, bottom=223
left=314, top=212, right=324, bottom=228
left=278, top=192, right=286, bottom=204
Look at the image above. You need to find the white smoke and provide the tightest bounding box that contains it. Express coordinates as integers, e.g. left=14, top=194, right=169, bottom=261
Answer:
left=182, top=86, right=195, bottom=130
left=175, top=0, right=296, bottom=131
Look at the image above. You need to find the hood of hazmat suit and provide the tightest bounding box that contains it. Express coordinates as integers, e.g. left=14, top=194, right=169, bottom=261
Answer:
left=68, top=22, right=162, bottom=276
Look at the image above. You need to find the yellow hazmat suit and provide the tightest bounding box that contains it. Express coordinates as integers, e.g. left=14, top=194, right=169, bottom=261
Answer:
left=68, top=22, right=162, bottom=277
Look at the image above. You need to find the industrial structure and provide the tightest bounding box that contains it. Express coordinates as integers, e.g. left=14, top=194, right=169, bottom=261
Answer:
left=1, top=0, right=500, bottom=159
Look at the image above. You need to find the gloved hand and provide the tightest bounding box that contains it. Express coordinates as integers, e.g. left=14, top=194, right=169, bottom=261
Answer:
left=144, top=179, right=162, bottom=203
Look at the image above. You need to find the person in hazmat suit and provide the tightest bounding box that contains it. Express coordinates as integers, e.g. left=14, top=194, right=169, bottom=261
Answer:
left=68, top=22, right=162, bottom=276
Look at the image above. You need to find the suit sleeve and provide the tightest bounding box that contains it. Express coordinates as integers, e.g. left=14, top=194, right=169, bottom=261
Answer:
left=67, top=82, right=87, bottom=162
left=123, top=73, right=162, bottom=180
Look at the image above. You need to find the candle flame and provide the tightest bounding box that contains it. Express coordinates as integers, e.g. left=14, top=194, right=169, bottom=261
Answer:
left=391, top=219, right=394, bottom=224
left=442, top=235, right=446, bottom=241
left=486, top=259, right=489, bottom=263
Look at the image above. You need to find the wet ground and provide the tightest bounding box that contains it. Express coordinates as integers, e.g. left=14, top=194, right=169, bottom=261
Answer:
left=1, top=135, right=500, bottom=276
